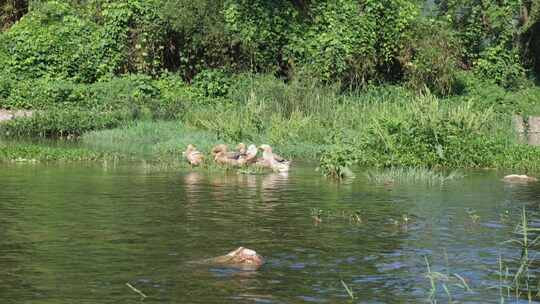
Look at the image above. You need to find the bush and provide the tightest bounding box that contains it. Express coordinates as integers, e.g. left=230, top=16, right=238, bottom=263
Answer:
left=318, top=131, right=357, bottom=179
left=474, top=45, right=526, bottom=89
left=357, top=97, right=500, bottom=168
left=0, top=1, right=122, bottom=82
left=284, top=0, right=377, bottom=84
left=403, top=20, right=460, bottom=96
left=192, top=69, right=231, bottom=98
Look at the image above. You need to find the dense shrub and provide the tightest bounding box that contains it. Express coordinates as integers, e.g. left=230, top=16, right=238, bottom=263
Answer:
left=318, top=131, right=358, bottom=179
left=192, top=69, right=231, bottom=98
left=2, top=0, right=536, bottom=89
left=474, top=45, right=526, bottom=89
left=0, top=74, right=189, bottom=115
left=402, top=19, right=460, bottom=96
left=284, top=0, right=377, bottom=84
left=0, top=1, right=121, bottom=82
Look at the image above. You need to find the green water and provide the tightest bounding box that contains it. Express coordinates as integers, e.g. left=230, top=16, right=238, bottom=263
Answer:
left=1, top=163, right=539, bottom=303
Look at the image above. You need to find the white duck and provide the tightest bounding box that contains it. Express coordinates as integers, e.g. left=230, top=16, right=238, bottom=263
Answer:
left=258, top=144, right=290, bottom=172
left=236, top=144, right=258, bottom=166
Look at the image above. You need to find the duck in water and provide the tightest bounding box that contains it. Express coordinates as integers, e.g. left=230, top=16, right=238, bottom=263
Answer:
left=258, top=144, right=290, bottom=173
left=189, top=247, right=265, bottom=271
left=183, top=144, right=204, bottom=166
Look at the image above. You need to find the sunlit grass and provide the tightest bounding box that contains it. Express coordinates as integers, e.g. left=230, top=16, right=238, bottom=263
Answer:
left=81, top=121, right=219, bottom=159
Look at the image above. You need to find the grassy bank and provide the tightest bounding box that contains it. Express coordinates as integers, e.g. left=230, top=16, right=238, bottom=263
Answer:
left=1, top=74, right=540, bottom=171
left=0, top=142, right=119, bottom=162
left=73, top=74, right=540, bottom=172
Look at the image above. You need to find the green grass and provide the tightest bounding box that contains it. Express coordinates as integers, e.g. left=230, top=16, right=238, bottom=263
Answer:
left=0, top=142, right=119, bottom=162
left=81, top=121, right=219, bottom=160
left=365, top=167, right=464, bottom=185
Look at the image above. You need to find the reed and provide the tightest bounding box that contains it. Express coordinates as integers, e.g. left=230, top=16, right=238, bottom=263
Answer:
left=340, top=280, right=355, bottom=300
left=424, top=256, right=472, bottom=303
left=503, top=208, right=540, bottom=301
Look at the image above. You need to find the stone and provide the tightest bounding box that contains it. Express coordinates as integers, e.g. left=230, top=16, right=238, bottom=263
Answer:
left=502, top=174, right=538, bottom=183
left=528, top=116, right=540, bottom=145
left=0, top=109, right=33, bottom=123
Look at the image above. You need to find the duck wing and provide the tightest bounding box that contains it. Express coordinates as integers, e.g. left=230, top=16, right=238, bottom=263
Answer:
left=273, top=153, right=287, bottom=163
left=226, top=151, right=241, bottom=160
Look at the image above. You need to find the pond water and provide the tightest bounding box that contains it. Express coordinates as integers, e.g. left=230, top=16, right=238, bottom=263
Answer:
left=1, top=163, right=539, bottom=303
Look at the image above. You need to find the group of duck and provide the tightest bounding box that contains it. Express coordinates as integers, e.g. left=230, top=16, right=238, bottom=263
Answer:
left=183, top=143, right=291, bottom=173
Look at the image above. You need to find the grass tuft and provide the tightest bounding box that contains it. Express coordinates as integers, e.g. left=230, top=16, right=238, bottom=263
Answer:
left=365, top=167, right=464, bottom=185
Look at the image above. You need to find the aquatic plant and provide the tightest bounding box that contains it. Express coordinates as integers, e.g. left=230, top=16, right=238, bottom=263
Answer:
left=340, top=280, right=355, bottom=300
left=424, top=256, right=472, bottom=303
left=365, top=168, right=464, bottom=185
left=466, top=208, right=480, bottom=223
left=503, top=208, right=540, bottom=300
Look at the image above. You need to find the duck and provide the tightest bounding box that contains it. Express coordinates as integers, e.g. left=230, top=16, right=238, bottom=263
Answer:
left=212, top=143, right=258, bottom=167
left=237, top=144, right=258, bottom=165
left=191, top=247, right=265, bottom=271
left=236, top=143, right=247, bottom=155
left=211, top=144, right=241, bottom=166
left=214, top=150, right=243, bottom=166
left=211, top=144, right=243, bottom=159
left=183, top=144, right=204, bottom=166
left=211, top=144, right=238, bottom=161
left=258, top=144, right=291, bottom=172
left=243, top=145, right=259, bottom=164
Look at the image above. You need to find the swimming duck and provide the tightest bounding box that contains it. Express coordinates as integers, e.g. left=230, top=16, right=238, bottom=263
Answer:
left=183, top=144, right=204, bottom=166
left=190, top=247, right=265, bottom=271
left=258, top=144, right=290, bottom=172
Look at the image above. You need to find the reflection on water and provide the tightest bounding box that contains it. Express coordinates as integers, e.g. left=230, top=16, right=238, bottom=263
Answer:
left=0, top=163, right=540, bottom=303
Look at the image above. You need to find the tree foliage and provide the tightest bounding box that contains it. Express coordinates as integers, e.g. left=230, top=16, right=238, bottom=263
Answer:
left=0, top=0, right=538, bottom=88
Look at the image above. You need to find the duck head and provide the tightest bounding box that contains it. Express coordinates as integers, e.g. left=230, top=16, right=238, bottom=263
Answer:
left=211, top=144, right=229, bottom=156
left=185, top=144, right=196, bottom=154
left=236, top=143, right=247, bottom=154
left=246, top=144, right=257, bottom=157
left=258, top=144, right=272, bottom=153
